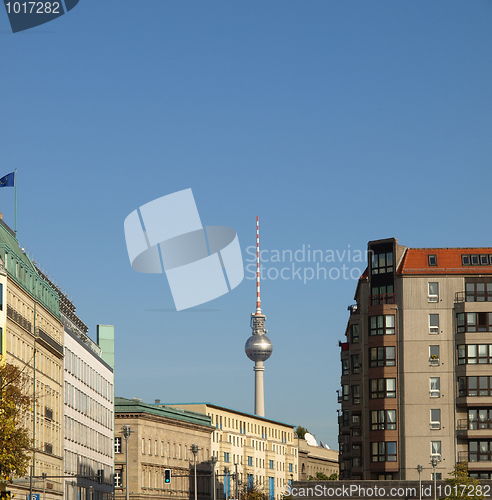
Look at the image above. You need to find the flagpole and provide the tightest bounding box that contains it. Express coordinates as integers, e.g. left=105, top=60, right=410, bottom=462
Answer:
left=14, top=169, right=17, bottom=238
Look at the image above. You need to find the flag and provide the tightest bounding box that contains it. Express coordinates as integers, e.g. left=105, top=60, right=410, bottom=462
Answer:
left=0, top=172, right=15, bottom=188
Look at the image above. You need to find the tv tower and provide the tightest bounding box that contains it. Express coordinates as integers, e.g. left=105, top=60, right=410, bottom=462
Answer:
left=245, top=216, right=272, bottom=417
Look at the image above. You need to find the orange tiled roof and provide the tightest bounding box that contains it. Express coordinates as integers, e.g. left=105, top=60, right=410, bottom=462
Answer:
left=399, top=248, right=492, bottom=275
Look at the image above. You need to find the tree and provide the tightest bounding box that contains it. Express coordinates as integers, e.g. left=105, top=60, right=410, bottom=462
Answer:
left=308, top=472, right=338, bottom=481
left=240, top=482, right=270, bottom=500
left=443, top=461, right=484, bottom=500
left=0, top=361, right=33, bottom=483
left=295, top=426, right=308, bottom=439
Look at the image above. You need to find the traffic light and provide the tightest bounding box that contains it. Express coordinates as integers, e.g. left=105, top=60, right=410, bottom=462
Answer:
left=97, top=469, right=104, bottom=484
left=164, top=469, right=171, bottom=484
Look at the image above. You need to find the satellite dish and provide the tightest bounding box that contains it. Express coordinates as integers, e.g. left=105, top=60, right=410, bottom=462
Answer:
left=324, top=444, right=331, bottom=450
left=304, top=433, right=317, bottom=447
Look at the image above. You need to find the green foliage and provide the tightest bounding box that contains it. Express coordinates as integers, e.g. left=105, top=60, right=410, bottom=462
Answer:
left=0, top=361, right=33, bottom=483
left=295, top=426, right=308, bottom=439
left=240, top=482, right=270, bottom=500
left=307, top=472, right=338, bottom=481
left=443, top=462, right=484, bottom=500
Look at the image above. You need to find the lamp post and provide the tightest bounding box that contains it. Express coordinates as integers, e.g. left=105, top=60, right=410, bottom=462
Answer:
left=211, top=456, right=217, bottom=500
left=416, top=465, right=423, bottom=500
left=431, top=458, right=438, bottom=500
left=224, top=467, right=230, bottom=500
left=191, top=444, right=199, bottom=500
left=122, top=425, right=132, bottom=500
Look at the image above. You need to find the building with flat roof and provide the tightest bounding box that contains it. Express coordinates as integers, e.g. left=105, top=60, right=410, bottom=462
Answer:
left=165, top=402, right=298, bottom=500
left=0, top=214, right=64, bottom=499
left=338, top=238, right=492, bottom=480
left=114, top=397, right=214, bottom=500
left=296, top=439, right=338, bottom=480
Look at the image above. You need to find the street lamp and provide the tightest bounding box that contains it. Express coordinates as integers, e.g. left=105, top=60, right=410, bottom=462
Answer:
left=430, top=458, right=438, bottom=500
left=416, top=465, right=423, bottom=500
left=121, top=425, right=132, bottom=500
left=191, top=444, right=199, bottom=500
left=210, top=456, right=217, bottom=500
left=224, top=467, right=230, bottom=500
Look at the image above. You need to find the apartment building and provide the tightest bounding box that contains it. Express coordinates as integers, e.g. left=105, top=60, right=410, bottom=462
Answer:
left=165, top=403, right=298, bottom=500
left=338, top=238, right=492, bottom=481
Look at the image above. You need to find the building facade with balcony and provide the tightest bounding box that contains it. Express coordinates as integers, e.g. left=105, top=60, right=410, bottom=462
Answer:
left=338, top=238, right=492, bottom=481
left=165, top=403, right=299, bottom=500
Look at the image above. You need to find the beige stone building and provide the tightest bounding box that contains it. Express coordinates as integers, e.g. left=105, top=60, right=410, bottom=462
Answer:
left=114, top=397, right=214, bottom=500
left=339, top=238, right=492, bottom=481
left=296, top=439, right=338, bottom=480
left=0, top=215, right=64, bottom=499
left=165, top=403, right=298, bottom=500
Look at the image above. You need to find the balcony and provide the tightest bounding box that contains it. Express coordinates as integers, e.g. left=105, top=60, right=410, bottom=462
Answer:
left=370, top=293, right=395, bottom=306
left=457, top=419, right=492, bottom=438
left=455, top=291, right=492, bottom=303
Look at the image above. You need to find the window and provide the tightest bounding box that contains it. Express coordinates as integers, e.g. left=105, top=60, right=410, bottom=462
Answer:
left=429, top=345, right=440, bottom=364
left=351, top=324, right=359, bottom=344
left=468, top=409, right=492, bottom=430
left=427, top=281, right=439, bottom=302
left=462, top=255, right=471, bottom=266
left=352, top=385, right=360, bottom=405
left=370, top=315, right=395, bottom=336
left=458, top=344, right=492, bottom=364
left=459, top=376, right=492, bottom=397
left=342, top=384, right=349, bottom=401
left=431, top=473, right=442, bottom=480
left=370, top=378, right=396, bottom=399
left=289, top=463, right=293, bottom=473
left=224, top=452, right=230, bottom=463
left=351, top=355, right=360, bottom=374
left=269, top=460, right=274, bottom=469
left=342, top=410, right=349, bottom=427
left=431, top=441, right=441, bottom=460
left=371, top=442, right=397, bottom=462
left=341, top=358, right=349, bottom=376
left=428, top=255, right=437, bottom=266
left=429, top=314, right=439, bottom=334
left=114, top=437, right=122, bottom=454
left=469, top=441, right=492, bottom=462
left=465, top=281, right=492, bottom=302
left=248, top=456, right=253, bottom=466
left=371, top=410, right=396, bottom=430
left=430, top=409, right=441, bottom=430
left=430, top=377, right=440, bottom=397
left=371, top=285, right=395, bottom=305
left=114, top=470, right=122, bottom=488
left=370, top=346, right=396, bottom=367
left=372, top=252, right=393, bottom=275
left=142, top=438, right=145, bottom=454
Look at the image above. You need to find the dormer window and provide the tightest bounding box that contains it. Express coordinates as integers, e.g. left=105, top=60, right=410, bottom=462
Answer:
left=428, top=254, right=437, bottom=266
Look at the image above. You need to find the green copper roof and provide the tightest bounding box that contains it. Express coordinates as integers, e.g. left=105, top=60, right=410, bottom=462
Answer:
left=115, top=397, right=213, bottom=428
left=0, top=219, right=60, bottom=318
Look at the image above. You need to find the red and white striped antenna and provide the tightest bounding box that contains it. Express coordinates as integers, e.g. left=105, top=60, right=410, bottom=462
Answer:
left=256, top=216, right=261, bottom=315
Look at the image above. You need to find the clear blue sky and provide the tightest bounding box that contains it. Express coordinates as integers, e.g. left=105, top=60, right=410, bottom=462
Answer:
left=1, top=1, right=492, bottom=447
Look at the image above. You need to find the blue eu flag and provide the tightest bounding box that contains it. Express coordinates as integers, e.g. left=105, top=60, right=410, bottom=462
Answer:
left=0, top=172, right=15, bottom=187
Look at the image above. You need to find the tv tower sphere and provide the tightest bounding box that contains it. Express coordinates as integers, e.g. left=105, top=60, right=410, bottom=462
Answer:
left=245, top=330, right=272, bottom=362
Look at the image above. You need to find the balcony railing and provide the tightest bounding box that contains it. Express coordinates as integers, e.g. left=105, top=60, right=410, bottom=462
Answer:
left=455, top=291, right=492, bottom=303
left=370, top=293, right=395, bottom=305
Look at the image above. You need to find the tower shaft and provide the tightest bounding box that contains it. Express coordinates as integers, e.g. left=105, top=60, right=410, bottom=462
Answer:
left=254, top=361, right=265, bottom=416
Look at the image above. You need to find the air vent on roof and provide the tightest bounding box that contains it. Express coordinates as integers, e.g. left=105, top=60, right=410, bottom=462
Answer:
left=132, top=397, right=143, bottom=402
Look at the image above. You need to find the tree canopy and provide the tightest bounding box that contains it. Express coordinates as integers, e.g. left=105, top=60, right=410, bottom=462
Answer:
left=0, top=361, right=33, bottom=483
left=443, top=461, right=484, bottom=500
left=295, top=426, right=309, bottom=439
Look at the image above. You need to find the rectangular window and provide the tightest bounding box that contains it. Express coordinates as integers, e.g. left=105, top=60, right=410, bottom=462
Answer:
left=289, top=463, right=293, bottom=473
left=341, top=358, right=349, bottom=376
left=248, top=456, right=253, bottom=466
left=224, top=452, right=230, bottom=463
left=429, top=314, right=439, bottom=334
left=431, top=441, right=441, bottom=460
left=269, top=460, right=274, bottom=469
left=371, top=442, right=397, bottom=462
left=372, top=252, right=393, bottom=275
left=351, top=324, right=359, bottom=344
left=430, top=409, right=441, bottom=430
left=114, top=470, right=122, bottom=488
left=430, top=377, right=440, bottom=397
left=370, top=378, right=396, bottom=399
left=428, top=282, right=438, bottom=302
left=351, top=355, right=360, bottom=374
left=114, top=437, right=122, bottom=454
left=370, top=315, right=395, bottom=336
left=371, top=410, right=396, bottom=430
left=370, top=346, right=396, bottom=367
left=342, top=384, right=349, bottom=401
left=429, top=345, right=440, bottom=364
left=352, top=385, right=360, bottom=405
left=428, top=254, right=437, bottom=266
